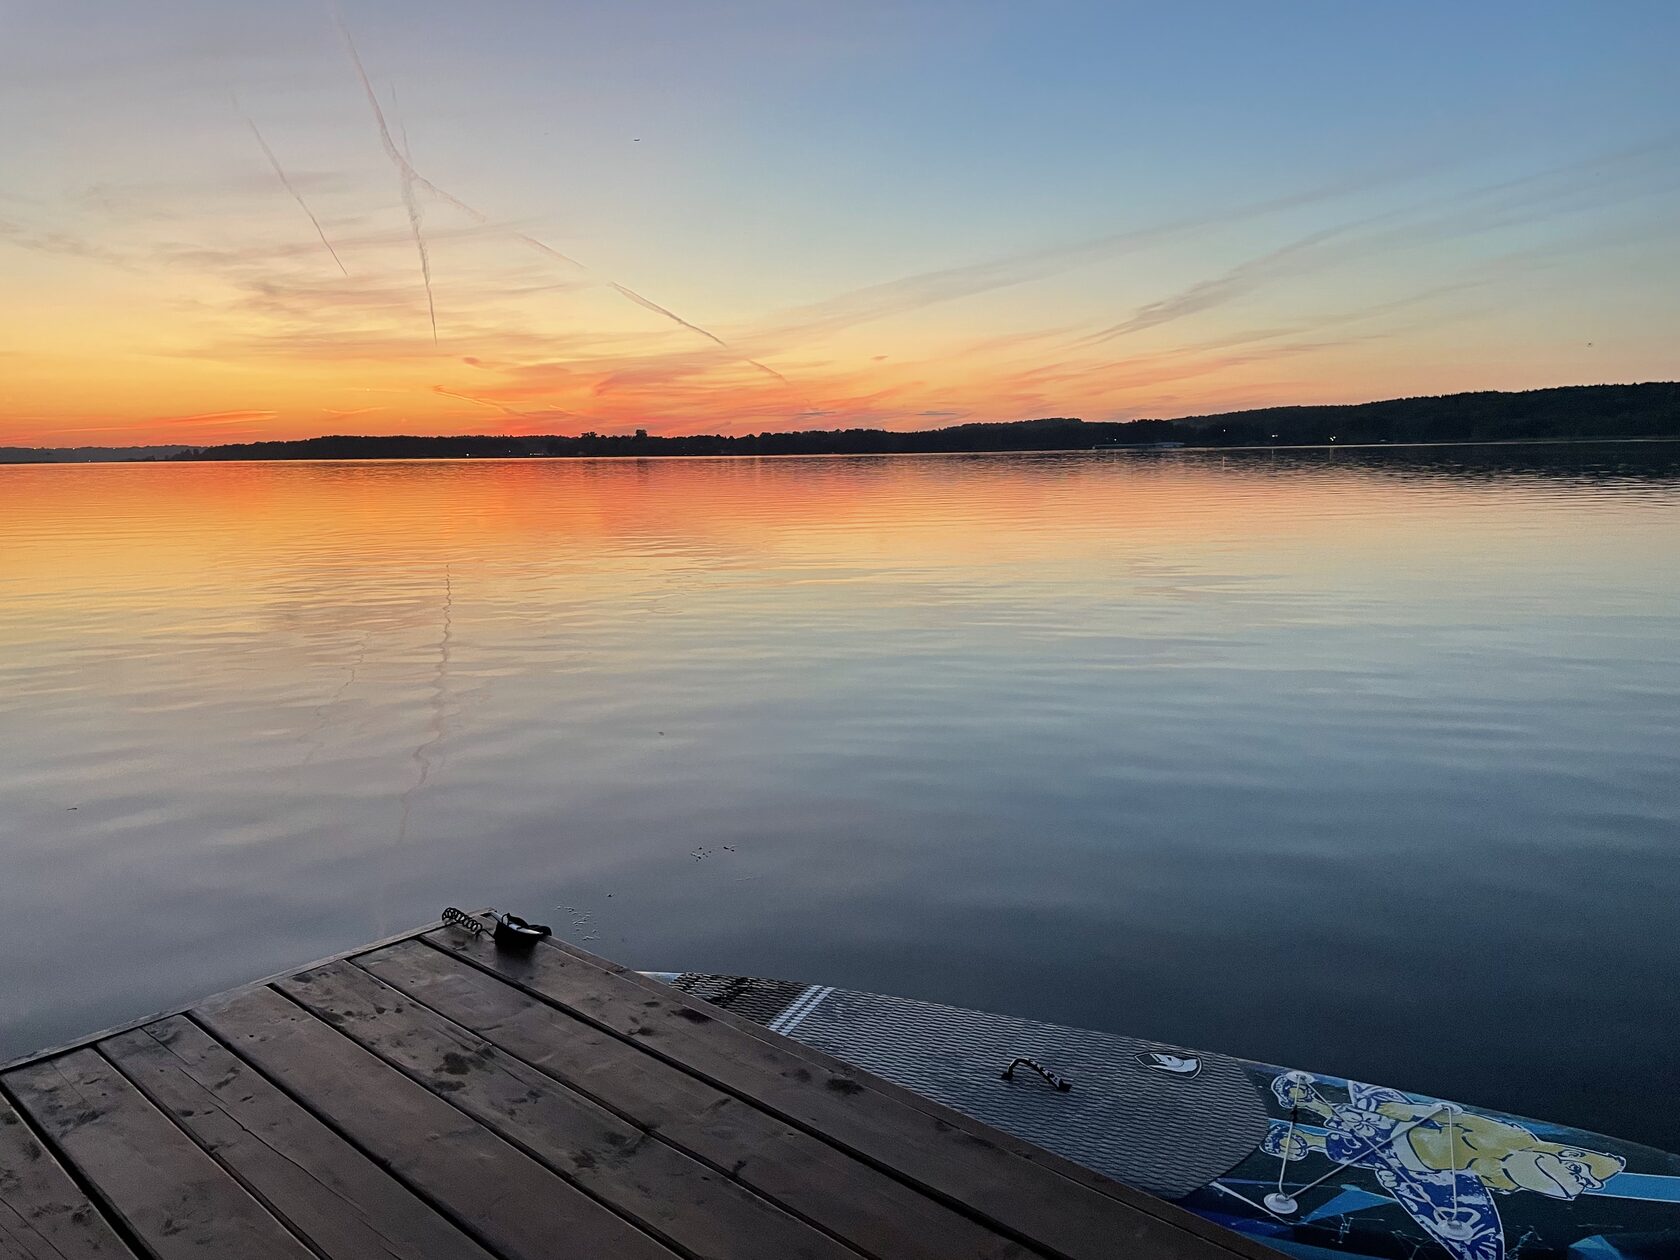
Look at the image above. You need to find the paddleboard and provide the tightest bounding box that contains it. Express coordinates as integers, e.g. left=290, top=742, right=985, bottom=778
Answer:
left=645, top=972, right=1680, bottom=1260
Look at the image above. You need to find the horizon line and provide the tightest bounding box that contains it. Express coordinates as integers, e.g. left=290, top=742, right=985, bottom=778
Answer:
left=5, top=380, right=1675, bottom=454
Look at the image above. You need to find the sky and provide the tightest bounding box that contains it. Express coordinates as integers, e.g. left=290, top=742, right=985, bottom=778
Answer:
left=2, top=0, right=1678, bottom=447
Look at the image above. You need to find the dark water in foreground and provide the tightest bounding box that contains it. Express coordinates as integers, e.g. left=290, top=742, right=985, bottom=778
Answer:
left=2, top=443, right=1677, bottom=1149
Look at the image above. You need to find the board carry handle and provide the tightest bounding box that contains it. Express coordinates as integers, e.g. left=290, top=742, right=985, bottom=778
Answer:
left=1001, top=1056, right=1072, bottom=1092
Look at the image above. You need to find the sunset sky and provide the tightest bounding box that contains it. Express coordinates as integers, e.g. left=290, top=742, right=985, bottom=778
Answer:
left=3, top=0, right=1678, bottom=447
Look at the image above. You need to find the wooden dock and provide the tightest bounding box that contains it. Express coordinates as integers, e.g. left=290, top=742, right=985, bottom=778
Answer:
left=0, top=910, right=1274, bottom=1260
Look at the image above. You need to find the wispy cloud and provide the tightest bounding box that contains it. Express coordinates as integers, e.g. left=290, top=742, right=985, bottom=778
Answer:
left=746, top=175, right=1408, bottom=351
left=40, top=409, right=284, bottom=444
left=153, top=409, right=278, bottom=426
left=0, top=218, right=134, bottom=268
left=1079, top=221, right=1374, bottom=346
left=1079, top=136, right=1680, bottom=347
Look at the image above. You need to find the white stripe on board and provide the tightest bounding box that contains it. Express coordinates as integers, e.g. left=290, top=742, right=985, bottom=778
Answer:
left=767, top=984, right=824, bottom=1033
left=774, top=985, right=835, bottom=1036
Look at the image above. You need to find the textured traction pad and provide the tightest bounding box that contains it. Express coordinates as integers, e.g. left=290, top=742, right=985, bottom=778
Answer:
left=668, top=973, right=1269, bottom=1199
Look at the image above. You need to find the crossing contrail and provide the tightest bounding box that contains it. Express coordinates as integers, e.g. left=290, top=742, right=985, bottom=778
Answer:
left=334, top=9, right=437, bottom=340
left=245, top=117, right=349, bottom=276
left=382, top=83, right=437, bottom=339
left=332, top=6, right=780, bottom=374
left=401, top=172, right=437, bottom=343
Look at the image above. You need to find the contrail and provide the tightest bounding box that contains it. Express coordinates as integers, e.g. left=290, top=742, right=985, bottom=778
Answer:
left=246, top=117, right=348, bottom=276
left=745, top=358, right=795, bottom=389
left=332, top=7, right=765, bottom=365
left=337, top=20, right=484, bottom=224
left=402, top=172, right=438, bottom=343
left=388, top=82, right=411, bottom=162
left=334, top=8, right=437, bottom=340
left=379, top=80, right=439, bottom=342
left=510, top=230, right=586, bottom=272
left=432, top=384, right=524, bottom=416
left=607, top=282, right=727, bottom=347
left=604, top=282, right=793, bottom=387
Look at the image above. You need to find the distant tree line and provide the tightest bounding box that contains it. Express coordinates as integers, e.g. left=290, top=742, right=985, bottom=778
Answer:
left=8, top=382, right=1676, bottom=464
left=162, top=383, right=1680, bottom=462
left=1162, top=382, right=1680, bottom=447
left=0, top=444, right=192, bottom=464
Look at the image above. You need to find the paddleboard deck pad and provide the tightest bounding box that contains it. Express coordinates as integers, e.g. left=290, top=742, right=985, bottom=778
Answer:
left=647, top=973, right=1680, bottom=1260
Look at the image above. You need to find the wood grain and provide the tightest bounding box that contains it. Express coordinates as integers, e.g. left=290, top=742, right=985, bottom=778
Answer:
left=195, top=984, right=678, bottom=1260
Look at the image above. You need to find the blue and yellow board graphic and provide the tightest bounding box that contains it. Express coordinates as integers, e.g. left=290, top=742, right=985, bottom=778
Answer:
left=1187, top=1067, right=1675, bottom=1260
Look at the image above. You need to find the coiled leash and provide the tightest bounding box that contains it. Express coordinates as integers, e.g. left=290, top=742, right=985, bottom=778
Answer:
left=441, top=906, right=487, bottom=936
left=441, top=906, right=553, bottom=952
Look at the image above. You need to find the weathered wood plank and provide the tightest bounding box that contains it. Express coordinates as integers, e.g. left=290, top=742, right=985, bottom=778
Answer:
left=550, top=934, right=1270, bottom=1259
left=101, top=1016, right=496, bottom=1260
left=195, top=984, right=678, bottom=1260
left=0, top=917, right=450, bottom=1076
left=278, top=959, right=862, bottom=1260
left=359, top=938, right=1038, bottom=1260
left=3, top=1050, right=314, bottom=1260
left=425, top=921, right=1256, bottom=1260
left=0, top=1098, right=135, bottom=1260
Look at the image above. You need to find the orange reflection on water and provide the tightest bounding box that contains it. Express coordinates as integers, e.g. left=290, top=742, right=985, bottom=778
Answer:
left=0, top=451, right=1471, bottom=583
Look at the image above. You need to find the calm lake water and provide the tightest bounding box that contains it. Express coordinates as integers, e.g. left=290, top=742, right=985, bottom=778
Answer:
left=2, top=444, right=1677, bottom=1149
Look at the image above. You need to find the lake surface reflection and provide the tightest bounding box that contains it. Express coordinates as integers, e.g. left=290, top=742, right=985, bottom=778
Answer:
left=2, top=443, right=1677, bottom=1148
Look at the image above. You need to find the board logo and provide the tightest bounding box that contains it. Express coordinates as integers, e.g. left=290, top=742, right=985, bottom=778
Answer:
left=1135, top=1051, right=1201, bottom=1077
